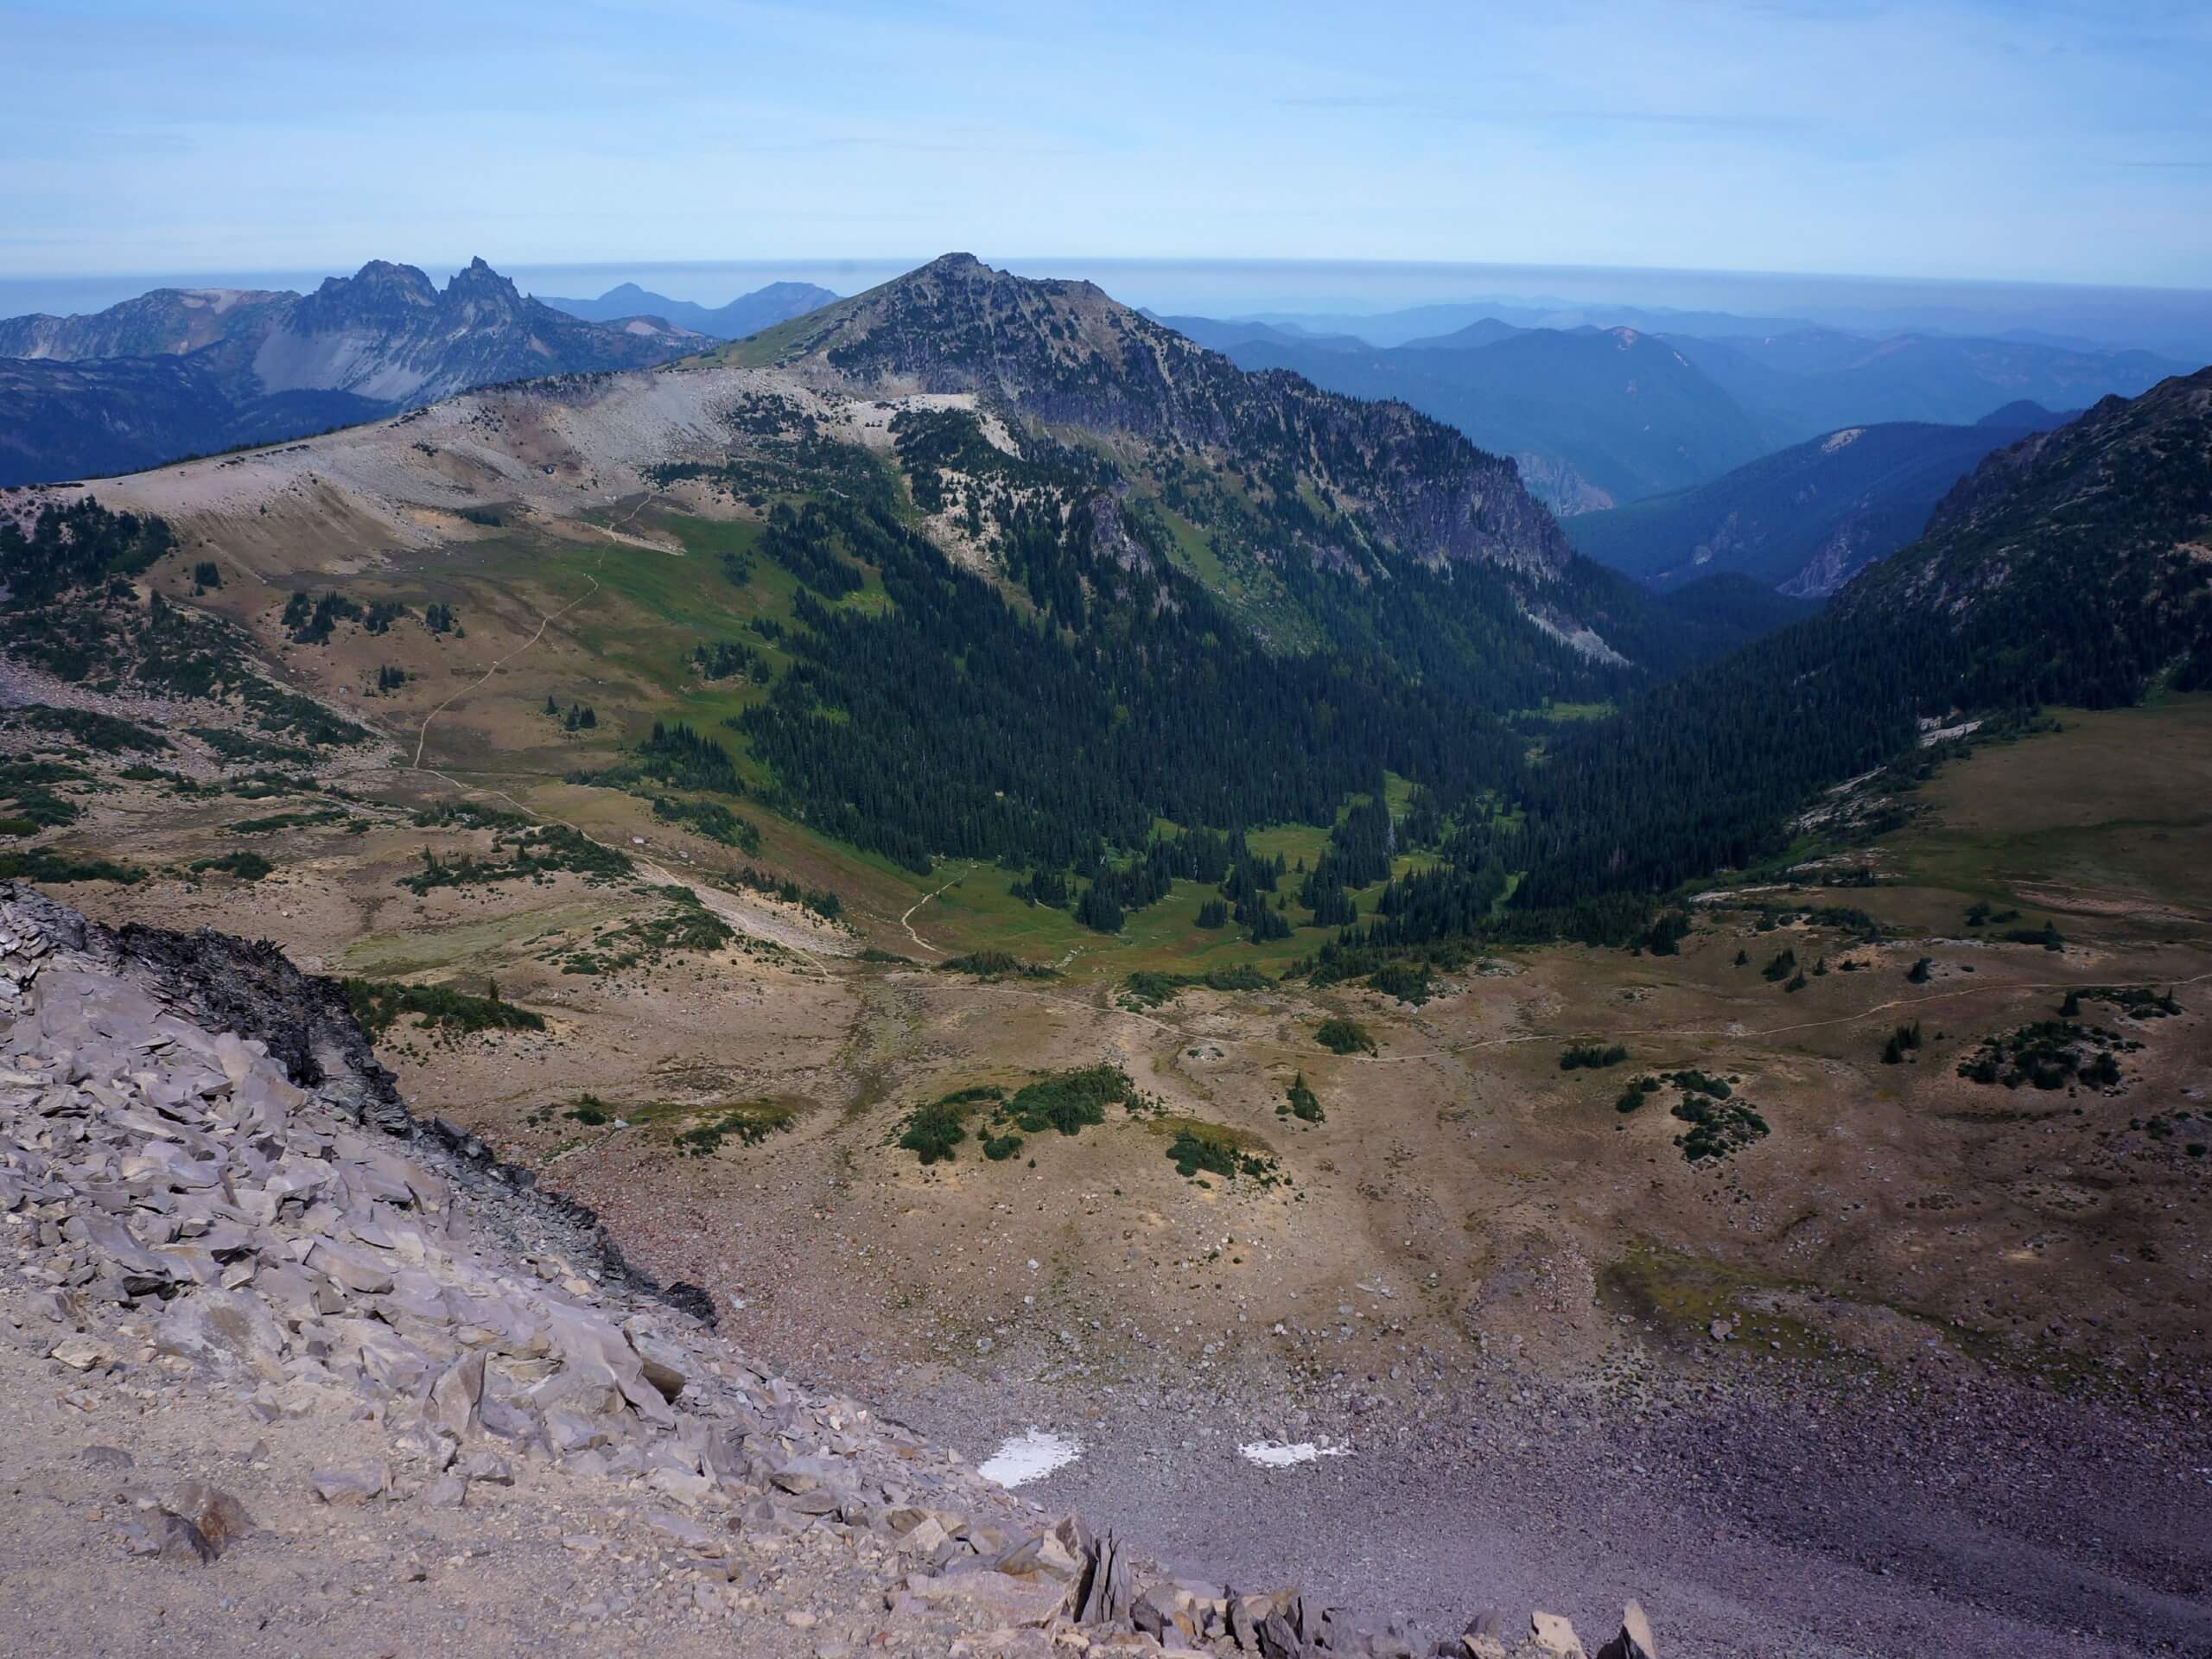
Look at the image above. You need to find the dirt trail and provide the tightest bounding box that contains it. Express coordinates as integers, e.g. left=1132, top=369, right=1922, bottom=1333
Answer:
left=899, top=868, right=969, bottom=957
left=407, top=493, right=663, bottom=770
left=409, top=573, right=601, bottom=769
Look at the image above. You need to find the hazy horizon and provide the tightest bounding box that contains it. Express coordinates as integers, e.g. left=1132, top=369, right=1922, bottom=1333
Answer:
left=3, top=252, right=2209, bottom=361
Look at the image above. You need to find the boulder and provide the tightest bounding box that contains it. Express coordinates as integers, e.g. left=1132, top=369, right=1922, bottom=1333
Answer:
left=48, top=1336, right=110, bottom=1371
left=910, top=1567, right=1071, bottom=1628
left=1593, top=1603, right=1656, bottom=1659
left=1531, top=1612, right=1586, bottom=1659
left=124, top=1509, right=216, bottom=1566
left=427, top=1349, right=485, bottom=1438
left=167, top=1481, right=256, bottom=1555
left=155, top=1288, right=286, bottom=1382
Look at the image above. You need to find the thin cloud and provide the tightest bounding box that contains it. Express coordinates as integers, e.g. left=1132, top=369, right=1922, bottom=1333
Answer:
left=1275, top=95, right=1820, bottom=134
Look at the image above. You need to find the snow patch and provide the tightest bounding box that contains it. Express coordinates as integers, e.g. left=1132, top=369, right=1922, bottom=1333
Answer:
left=1821, top=427, right=1866, bottom=452
left=978, top=1429, right=1083, bottom=1487
left=1238, top=1440, right=1350, bottom=1469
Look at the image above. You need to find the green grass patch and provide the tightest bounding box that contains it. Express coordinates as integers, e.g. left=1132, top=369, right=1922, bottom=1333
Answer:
left=226, top=807, right=353, bottom=835
left=1121, top=964, right=1273, bottom=1008
left=188, top=727, right=320, bottom=768
left=671, top=1097, right=800, bottom=1155
left=554, top=886, right=735, bottom=975
left=1154, top=1117, right=1282, bottom=1185
left=401, top=822, right=633, bottom=893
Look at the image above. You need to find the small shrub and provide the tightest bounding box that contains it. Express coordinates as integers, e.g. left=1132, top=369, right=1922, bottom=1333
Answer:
left=342, top=978, right=544, bottom=1039
left=1560, top=1043, right=1629, bottom=1071
left=939, top=951, right=1054, bottom=980
left=1164, top=1126, right=1279, bottom=1184
left=898, top=1098, right=968, bottom=1165
left=1315, top=1017, right=1376, bottom=1055
left=190, top=849, right=274, bottom=880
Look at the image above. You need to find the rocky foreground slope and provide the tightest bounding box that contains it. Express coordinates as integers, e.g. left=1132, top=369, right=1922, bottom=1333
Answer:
left=0, top=880, right=1651, bottom=1659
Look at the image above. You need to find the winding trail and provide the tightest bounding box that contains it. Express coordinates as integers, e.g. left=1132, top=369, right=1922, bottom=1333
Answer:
left=899, top=868, right=971, bottom=957
left=408, top=493, right=664, bottom=771
left=410, top=573, right=601, bottom=769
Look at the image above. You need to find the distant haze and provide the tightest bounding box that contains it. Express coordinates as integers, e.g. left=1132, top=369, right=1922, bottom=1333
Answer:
left=5, top=258, right=2208, bottom=363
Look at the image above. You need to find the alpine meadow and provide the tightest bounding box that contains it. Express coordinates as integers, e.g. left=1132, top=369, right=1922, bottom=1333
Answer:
left=3, top=7, right=2211, bottom=1658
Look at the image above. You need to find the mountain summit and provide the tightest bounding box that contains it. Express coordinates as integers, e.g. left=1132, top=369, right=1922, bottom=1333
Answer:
left=738, top=252, right=1576, bottom=583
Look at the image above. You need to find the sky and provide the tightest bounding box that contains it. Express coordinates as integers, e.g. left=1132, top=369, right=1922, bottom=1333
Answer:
left=2, top=0, right=2209, bottom=289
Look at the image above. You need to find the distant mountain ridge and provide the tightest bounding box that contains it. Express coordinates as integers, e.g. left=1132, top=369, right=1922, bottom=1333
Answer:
left=1668, top=328, right=2179, bottom=448
left=1564, top=406, right=2073, bottom=596
left=1160, top=301, right=2179, bottom=521
left=0, top=286, right=294, bottom=360
left=538, top=279, right=841, bottom=340
left=0, top=257, right=704, bottom=484
left=1205, top=323, right=1770, bottom=515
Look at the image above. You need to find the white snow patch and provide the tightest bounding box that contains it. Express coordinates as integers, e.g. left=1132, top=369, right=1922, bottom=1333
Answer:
left=1821, top=427, right=1866, bottom=452
left=978, top=1429, right=1083, bottom=1487
left=1238, top=1440, right=1350, bottom=1469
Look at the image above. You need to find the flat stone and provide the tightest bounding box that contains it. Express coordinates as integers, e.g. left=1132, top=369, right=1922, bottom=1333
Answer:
left=48, top=1336, right=109, bottom=1371
left=910, top=1569, right=1070, bottom=1628
left=646, top=1510, right=722, bottom=1553
left=309, top=1465, right=387, bottom=1506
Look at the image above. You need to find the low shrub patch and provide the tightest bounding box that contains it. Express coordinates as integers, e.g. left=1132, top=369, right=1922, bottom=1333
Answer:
left=1315, top=1017, right=1376, bottom=1055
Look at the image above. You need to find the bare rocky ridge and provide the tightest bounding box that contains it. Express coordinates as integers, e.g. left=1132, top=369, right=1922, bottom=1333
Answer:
left=0, top=879, right=1648, bottom=1659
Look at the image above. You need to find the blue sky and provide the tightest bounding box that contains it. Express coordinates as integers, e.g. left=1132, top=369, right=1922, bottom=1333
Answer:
left=2, top=0, right=2208, bottom=286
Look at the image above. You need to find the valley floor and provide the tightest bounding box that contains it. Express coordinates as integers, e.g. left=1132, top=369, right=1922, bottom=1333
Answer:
left=10, top=613, right=2212, bottom=1653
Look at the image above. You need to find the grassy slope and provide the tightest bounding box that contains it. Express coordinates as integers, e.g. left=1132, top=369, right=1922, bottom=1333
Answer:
left=1873, top=698, right=2212, bottom=933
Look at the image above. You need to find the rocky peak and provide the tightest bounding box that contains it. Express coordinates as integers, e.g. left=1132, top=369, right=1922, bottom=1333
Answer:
left=438, top=255, right=529, bottom=325
left=290, top=260, right=441, bottom=334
